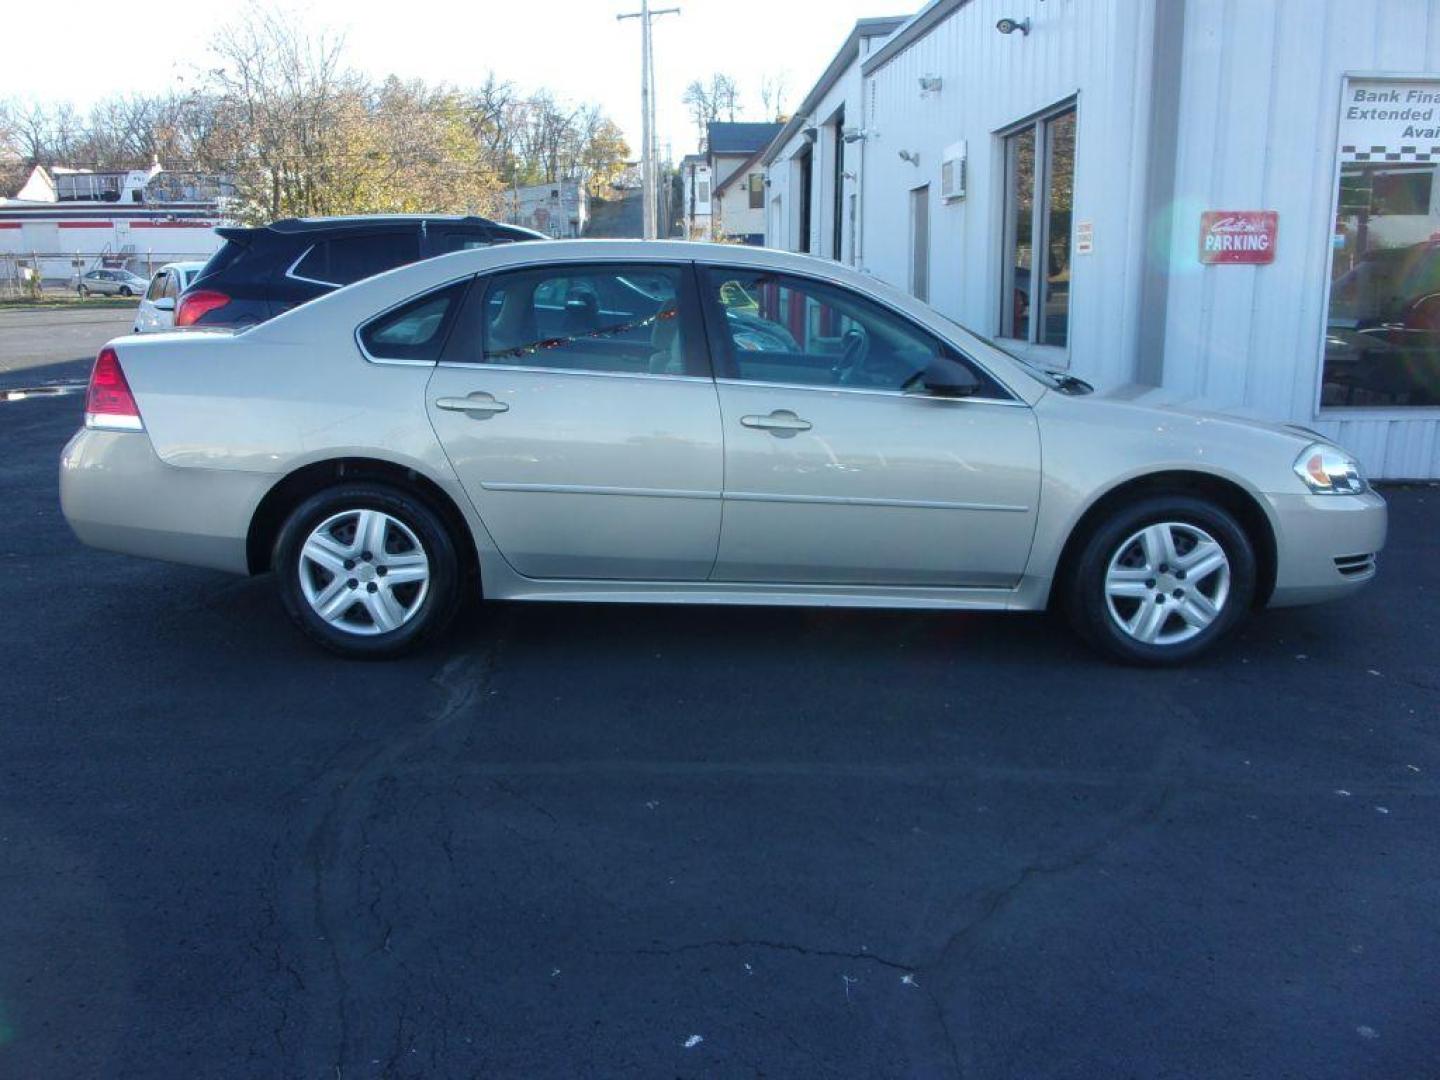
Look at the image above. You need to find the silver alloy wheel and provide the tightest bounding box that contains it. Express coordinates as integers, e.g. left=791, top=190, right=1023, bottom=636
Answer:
left=1104, top=521, right=1231, bottom=646
left=298, top=509, right=430, bottom=636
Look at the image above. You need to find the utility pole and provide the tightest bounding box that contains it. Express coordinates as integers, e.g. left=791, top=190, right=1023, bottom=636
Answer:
left=618, top=1, right=679, bottom=239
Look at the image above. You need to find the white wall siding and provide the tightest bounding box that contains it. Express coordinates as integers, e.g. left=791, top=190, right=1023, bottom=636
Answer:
left=1161, top=0, right=1440, bottom=478
left=861, top=0, right=1160, bottom=389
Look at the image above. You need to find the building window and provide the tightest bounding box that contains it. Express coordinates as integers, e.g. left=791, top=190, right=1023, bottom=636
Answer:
left=910, top=185, right=930, bottom=303
left=748, top=173, right=764, bottom=210
left=1000, top=103, right=1075, bottom=348
left=1323, top=78, right=1440, bottom=408
left=697, top=180, right=710, bottom=205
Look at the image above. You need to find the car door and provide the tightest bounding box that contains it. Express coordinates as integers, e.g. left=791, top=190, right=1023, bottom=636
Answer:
left=699, top=265, right=1042, bottom=587
left=424, top=261, right=724, bottom=580
left=135, top=270, right=167, bottom=331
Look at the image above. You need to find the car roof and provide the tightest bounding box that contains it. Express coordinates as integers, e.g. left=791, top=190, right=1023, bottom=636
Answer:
left=266, top=214, right=507, bottom=234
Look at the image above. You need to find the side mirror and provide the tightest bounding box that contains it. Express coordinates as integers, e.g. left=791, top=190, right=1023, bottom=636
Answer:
left=153, top=297, right=176, bottom=312
left=921, top=355, right=981, bottom=397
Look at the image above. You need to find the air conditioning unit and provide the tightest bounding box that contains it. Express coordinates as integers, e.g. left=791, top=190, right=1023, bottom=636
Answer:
left=940, top=140, right=967, bottom=201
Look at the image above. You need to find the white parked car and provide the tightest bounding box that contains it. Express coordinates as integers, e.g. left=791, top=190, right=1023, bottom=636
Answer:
left=133, top=262, right=207, bottom=334
left=76, top=268, right=150, bottom=298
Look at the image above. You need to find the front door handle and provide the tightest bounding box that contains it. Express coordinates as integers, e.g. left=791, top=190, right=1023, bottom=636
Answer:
left=740, top=409, right=812, bottom=433
left=435, top=393, right=509, bottom=416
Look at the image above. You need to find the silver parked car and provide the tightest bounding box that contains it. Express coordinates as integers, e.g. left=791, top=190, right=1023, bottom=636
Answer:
left=60, top=241, right=1386, bottom=663
left=76, top=268, right=150, bottom=298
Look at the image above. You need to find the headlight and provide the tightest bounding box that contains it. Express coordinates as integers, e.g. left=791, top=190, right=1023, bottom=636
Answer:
left=1293, top=443, right=1367, bottom=495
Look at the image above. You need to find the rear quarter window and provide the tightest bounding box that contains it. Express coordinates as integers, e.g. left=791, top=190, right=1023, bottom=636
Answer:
left=358, top=280, right=470, bottom=363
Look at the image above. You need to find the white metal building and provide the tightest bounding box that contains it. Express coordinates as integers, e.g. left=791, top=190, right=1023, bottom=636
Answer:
left=765, top=0, right=1440, bottom=479
left=0, top=165, right=229, bottom=283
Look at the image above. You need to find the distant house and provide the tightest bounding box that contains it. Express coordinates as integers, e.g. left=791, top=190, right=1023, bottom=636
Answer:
left=687, top=121, right=782, bottom=244
left=497, top=178, right=588, bottom=238
left=678, top=153, right=711, bottom=239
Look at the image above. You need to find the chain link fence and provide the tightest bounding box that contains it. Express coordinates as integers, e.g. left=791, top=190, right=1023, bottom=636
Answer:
left=0, top=251, right=206, bottom=300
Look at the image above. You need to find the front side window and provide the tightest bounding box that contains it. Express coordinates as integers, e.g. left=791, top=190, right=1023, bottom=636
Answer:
left=1001, top=104, right=1075, bottom=348
left=145, top=272, right=166, bottom=301
left=703, top=268, right=1000, bottom=395
left=358, top=281, right=468, bottom=363
left=162, top=272, right=181, bottom=301
left=451, top=264, right=693, bottom=376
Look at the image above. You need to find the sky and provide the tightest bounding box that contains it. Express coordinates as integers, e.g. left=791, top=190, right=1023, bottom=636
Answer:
left=3, top=0, right=908, bottom=162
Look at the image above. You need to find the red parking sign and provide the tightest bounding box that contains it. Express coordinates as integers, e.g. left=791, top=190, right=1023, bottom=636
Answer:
left=1199, top=211, right=1278, bottom=264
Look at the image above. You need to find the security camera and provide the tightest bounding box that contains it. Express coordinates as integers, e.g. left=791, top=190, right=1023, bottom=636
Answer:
left=842, top=126, right=869, bottom=143
left=996, top=16, right=1031, bottom=35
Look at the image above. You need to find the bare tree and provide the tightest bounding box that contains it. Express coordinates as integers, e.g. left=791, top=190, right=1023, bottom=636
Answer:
left=759, top=73, right=789, bottom=122
left=682, top=72, right=741, bottom=145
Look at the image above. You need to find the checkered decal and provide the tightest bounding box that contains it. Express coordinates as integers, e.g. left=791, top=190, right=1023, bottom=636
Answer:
left=1341, top=144, right=1440, bottom=162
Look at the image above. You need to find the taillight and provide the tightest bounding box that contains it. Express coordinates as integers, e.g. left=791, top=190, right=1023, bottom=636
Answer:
left=85, top=347, right=144, bottom=431
left=175, top=289, right=230, bottom=327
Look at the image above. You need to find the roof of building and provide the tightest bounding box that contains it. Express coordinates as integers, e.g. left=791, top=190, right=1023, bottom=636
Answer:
left=760, top=15, right=911, bottom=167
left=862, top=0, right=971, bottom=76
left=706, top=122, right=785, bottom=156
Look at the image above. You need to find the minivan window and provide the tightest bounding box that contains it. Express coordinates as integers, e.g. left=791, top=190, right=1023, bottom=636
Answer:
left=295, top=233, right=420, bottom=287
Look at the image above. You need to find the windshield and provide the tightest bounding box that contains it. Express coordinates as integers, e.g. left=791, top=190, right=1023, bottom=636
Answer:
left=936, top=314, right=1089, bottom=392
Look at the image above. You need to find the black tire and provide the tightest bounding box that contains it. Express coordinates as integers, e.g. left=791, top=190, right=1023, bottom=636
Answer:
left=273, top=482, right=464, bottom=659
left=78, top=286, right=89, bottom=299
left=1065, top=495, right=1256, bottom=665
left=119, top=286, right=132, bottom=297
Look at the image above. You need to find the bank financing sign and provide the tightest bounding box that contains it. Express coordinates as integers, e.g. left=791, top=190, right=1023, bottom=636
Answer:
left=1339, top=77, right=1440, bottom=162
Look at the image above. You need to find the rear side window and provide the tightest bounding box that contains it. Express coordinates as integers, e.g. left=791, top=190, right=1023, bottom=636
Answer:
left=197, top=238, right=249, bottom=282
left=295, top=232, right=420, bottom=287
left=358, top=280, right=469, bottom=363
left=443, top=263, right=695, bottom=376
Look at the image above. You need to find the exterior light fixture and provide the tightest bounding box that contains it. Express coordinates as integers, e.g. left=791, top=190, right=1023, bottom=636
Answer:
left=996, top=16, right=1031, bottom=34
left=919, top=75, right=943, bottom=93
left=898, top=150, right=920, bottom=165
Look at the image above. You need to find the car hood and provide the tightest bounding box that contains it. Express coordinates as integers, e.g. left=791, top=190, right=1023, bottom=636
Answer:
left=1076, top=382, right=1320, bottom=447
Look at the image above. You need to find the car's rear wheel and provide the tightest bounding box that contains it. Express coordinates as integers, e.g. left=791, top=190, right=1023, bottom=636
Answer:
left=1066, top=495, right=1256, bottom=665
left=119, top=286, right=132, bottom=297
left=273, top=482, right=462, bottom=658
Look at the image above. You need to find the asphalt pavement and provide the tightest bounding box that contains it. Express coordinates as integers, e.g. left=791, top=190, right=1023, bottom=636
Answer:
left=1, top=308, right=1437, bottom=1078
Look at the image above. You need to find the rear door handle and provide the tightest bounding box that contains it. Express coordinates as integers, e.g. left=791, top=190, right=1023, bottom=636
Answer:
left=435, top=393, right=509, bottom=416
left=740, top=409, right=812, bottom=433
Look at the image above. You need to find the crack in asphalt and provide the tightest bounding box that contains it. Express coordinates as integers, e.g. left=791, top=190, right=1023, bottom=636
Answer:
left=292, top=622, right=506, bottom=1078
left=626, top=937, right=917, bottom=972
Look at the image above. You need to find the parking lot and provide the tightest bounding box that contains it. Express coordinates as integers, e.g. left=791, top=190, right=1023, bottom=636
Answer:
left=1, top=305, right=1437, bottom=1078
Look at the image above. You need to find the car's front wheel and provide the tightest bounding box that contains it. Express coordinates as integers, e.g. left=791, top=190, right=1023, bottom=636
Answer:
left=273, top=483, right=463, bottom=658
left=1066, top=495, right=1256, bottom=665
left=77, top=286, right=90, bottom=298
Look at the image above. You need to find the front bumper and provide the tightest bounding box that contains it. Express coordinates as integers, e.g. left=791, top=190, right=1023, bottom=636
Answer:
left=60, top=428, right=270, bottom=575
left=1265, top=488, right=1387, bottom=607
